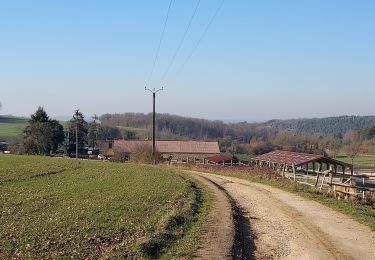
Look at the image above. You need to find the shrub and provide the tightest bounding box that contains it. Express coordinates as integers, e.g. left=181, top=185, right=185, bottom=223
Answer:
left=130, top=144, right=161, bottom=164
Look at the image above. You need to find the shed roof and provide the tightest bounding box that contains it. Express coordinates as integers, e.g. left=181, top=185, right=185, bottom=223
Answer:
left=206, top=155, right=232, bottom=163
left=113, top=140, right=220, bottom=154
left=253, top=150, right=352, bottom=167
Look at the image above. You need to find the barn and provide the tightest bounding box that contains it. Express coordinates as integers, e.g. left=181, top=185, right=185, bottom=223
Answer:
left=100, top=140, right=220, bottom=163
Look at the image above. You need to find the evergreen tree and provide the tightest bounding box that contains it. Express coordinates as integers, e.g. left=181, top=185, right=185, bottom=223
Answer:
left=50, top=119, right=65, bottom=152
left=68, top=109, right=88, bottom=153
left=98, top=124, right=122, bottom=140
left=87, top=115, right=100, bottom=149
left=23, top=107, right=64, bottom=154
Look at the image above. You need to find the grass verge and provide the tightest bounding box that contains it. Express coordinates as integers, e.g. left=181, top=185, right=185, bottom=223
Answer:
left=160, top=177, right=212, bottom=259
left=178, top=164, right=375, bottom=231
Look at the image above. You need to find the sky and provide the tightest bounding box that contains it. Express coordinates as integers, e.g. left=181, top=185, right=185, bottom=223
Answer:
left=0, top=0, right=374, bottom=122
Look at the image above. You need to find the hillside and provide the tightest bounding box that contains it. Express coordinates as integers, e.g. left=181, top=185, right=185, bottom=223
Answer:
left=100, top=113, right=230, bottom=140
left=263, top=116, right=375, bottom=134
left=100, top=113, right=375, bottom=139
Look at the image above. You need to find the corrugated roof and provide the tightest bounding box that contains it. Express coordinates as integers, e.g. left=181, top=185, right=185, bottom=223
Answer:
left=253, top=150, right=324, bottom=166
left=113, top=140, right=220, bottom=154
left=206, top=155, right=232, bottom=163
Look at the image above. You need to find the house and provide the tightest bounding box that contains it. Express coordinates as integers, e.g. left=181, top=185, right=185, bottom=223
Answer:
left=100, top=140, right=220, bottom=163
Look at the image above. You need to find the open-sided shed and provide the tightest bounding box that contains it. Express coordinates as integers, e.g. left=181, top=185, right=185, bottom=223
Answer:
left=206, top=155, right=233, bottom=165
left=253, top=150, right=375, bottom=202
left=253, top=150, right=353, bottom=173
left=253, top=150, right=353, bottom=175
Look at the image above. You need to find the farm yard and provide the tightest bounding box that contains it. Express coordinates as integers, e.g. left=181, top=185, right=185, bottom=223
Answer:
left=0, top=155, right=210, bottom=259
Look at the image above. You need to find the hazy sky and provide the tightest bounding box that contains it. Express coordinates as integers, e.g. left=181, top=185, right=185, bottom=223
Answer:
left=0, top=0, right=374, bottom=121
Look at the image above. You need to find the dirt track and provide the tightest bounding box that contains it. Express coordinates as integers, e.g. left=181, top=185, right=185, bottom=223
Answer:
left=188, top=171, right=375, bottom=260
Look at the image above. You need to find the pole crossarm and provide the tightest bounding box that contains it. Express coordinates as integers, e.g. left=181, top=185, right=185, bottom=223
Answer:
left=145, top=87, right=164, bottom=94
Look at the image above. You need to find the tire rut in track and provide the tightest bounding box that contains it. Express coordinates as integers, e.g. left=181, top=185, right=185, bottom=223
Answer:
left=198, top=175, right=255, bottom=260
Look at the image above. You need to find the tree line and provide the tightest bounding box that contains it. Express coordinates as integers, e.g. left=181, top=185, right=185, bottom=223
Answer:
left=264, top=116, right=375, bottom=134
left=14, top=110, right=375, bottom=160
left=20, top=107, right=123, bottom=155
left=100, top=112, right=375, bottom=158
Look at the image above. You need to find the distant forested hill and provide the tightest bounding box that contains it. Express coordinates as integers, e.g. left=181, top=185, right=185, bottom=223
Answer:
left=99, top=113, right=375, bottom=155
left=263, top=116, right=375, bottom=134
left=100, top=113, right=375, bottom=143
left=0, top=115, right=28, bottom=124
left=100, top=113, right=241, bottom=140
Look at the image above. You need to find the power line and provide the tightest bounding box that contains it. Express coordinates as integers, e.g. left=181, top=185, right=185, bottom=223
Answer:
left=160, top=0, right=201, bottom=84
left=167, top=0, right=225, bottom=85
left=146, top=0, right=173, bottom=86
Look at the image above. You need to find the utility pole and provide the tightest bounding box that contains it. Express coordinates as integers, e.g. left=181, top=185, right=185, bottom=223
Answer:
left=65, top=126, right=69, bottom=156
left=75, top=121, right=78, bottom=159
left=145, top=87, right=163, bottom=164
left=92, top=114, right=99, bottom=150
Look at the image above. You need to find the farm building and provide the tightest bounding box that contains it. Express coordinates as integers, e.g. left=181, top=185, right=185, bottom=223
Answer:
left=253, top=150, right=353, bottom=175
left=252, top=150, right=375, bottom=200
left=206, top=155, right=235, bottom=165
left=100, top=140, right=220, bottom=163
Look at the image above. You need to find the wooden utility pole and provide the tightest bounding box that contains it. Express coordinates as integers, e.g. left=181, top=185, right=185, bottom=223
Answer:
left=63, top=126, right=69, bottom=156
left=92, top=114, right=99, bottom=150
left=145, top=87, right=163, bottom=164
left=152, top=92, right=156, bottom=159
left=75, top=121, right=78, bottom=159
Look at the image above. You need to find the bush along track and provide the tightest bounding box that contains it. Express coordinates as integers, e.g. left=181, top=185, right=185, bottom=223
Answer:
left=177, top=164, right=375, bottom=231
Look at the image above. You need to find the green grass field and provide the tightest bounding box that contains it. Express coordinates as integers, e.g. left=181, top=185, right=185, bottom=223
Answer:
left=0, top=155, right=210, bottom=259
left=0, top=123, right=26, bottom=137
left=0, top=116, right=28, bottom=138
left=336, top=155, right=375, bottom=166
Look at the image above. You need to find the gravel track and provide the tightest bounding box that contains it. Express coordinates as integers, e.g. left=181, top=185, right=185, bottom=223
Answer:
left=188, top=171, right=375, bottom=260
